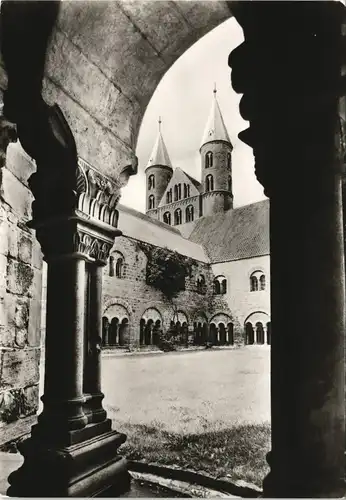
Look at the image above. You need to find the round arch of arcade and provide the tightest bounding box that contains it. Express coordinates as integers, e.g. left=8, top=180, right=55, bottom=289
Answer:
left=102, top=302, right=131, bottom=347
left=244, top=311, right=271, bottom=345
left=209, top=312, right=235, bottom=346
left=140, top=307, right=163, bottom=346
left=192, top=312, right=209, bottom=346
left=169, top=310, right=190, bottom=345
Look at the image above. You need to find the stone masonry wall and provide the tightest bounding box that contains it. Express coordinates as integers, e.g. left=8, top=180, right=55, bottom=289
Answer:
left=103, top=236, right=238, bottom=346
left=0, top=142, right=43, bottom=445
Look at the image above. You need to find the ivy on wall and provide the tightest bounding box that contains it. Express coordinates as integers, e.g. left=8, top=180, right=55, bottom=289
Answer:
left=136, top=242, right=194, bottom=300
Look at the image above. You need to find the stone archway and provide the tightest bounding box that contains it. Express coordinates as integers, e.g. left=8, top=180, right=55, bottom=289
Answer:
left=244, top=312, right=270, bottom=345
left=141, top=307, right=163, bottom=346
left=103, top=303, right=130, bottom=347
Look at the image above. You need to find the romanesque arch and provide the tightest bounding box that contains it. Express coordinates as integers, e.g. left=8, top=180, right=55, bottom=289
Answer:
left=209, top=312, right=234, bottom=345
left=102, top=303, right=130, bottom=347
left=244, top=311, right=271, bottom=345
left=140, top=307, right=163, bottom=346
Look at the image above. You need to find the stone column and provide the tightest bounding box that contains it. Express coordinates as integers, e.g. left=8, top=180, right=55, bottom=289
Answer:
left=5, top=105, right=133, bottom=497
left=84, top=264, right=107, bottom=423
left=229, top=1, right=346, bottom=497
left=36, top=256, right=88, bottom=438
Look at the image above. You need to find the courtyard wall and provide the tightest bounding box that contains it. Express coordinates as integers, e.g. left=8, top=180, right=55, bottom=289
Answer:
left=0, top=142, right=43, bottom=445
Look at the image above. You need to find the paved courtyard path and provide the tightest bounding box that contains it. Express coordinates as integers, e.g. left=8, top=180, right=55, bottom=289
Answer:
left=102, top=346, right=270, bottom=435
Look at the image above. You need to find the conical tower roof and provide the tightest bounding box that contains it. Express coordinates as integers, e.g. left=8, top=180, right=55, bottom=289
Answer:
left=200, top=86, right=232, bottom=148
left=145, top=118, right=173, bottom=170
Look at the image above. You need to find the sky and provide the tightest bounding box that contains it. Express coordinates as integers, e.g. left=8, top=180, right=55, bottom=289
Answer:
left=121, top=17, right=267, bottom=213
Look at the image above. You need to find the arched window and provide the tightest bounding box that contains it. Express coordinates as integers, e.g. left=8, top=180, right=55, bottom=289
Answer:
left=109, top=256, right=115, bottom=277
left=174, top=185, right=178, bottom=201
left=165, top=188, right=172, bottom=204
left=184, top=183, right=187, bottom=198
left=250, top=270, right=265, bottom=292
left=115, top=257, right=124, bottom=278
left=187, top=185, right=190, bottom=198
left=196, top=275, right=205, bottom=294
left=148, top=194, right=155, bottom=209
left=163, top=212, right=171, bottom=225
left=185, top=205, right=194, bottom=223
left=178, top=183, right=182, bottom=200
left=250, top=276, right=258, bottom=291
left=227, top=152, right=231, bottom=169
left=213, top=279, right=221, bottom=294
left=228, top=175, right=232, bottom=192
left=148, top=174, right=155, bottom=190
left=206, top=174, right=214, bottom=192
left=205, top=151, right=213, bottom=168
left=214, top=276, right=226, bottom=295
left=174, top=208, right=182, bottom=225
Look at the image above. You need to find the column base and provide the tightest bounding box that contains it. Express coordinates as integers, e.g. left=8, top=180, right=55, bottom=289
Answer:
left=7, top=428, right=131, bottom=497
left=263, top=453, right=346, bottom=498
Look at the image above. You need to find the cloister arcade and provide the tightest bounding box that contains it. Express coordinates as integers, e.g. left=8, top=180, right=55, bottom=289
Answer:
left=102, top=304, right=130, bottom=347
left=244, top=312, right=271, bottom=345
left=100, top=306, right=241, bottom=348
left=1, top=1, right=345, bottom=498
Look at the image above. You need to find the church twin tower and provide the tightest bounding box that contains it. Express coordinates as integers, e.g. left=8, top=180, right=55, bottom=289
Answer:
left=145, top=88, right=233, bottom=225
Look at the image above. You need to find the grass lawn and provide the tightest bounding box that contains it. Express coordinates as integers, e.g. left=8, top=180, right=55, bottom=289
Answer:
left=102, top=347, right=271, bottom=487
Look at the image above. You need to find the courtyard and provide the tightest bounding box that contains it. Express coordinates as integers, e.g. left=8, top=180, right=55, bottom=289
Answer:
left=102, top=346, right=271, bottom=486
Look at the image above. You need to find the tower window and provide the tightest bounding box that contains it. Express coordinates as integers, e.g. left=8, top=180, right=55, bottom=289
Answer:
left=174, top=208, right=182, bottom=225
left=116, top=257, right=124, bottom=278
left=178, top=183, right=182, bottom=200
left=260, top=274, right=266, bottom=290
left=228, top=175, right=232, bottom=192
left=206, top=151, right=213, bottom=168
left=148, top=195, right=155, bottom=209
left=185, top=205, right=194, bottom=223
left=206, top=174, right=214, bottom=192
left=148, top=174, right=155, bottom=190
left=227, top=153, right=231, bottom=169
left=163, top=212, right=171, bottom=225
left=174, top=185, right=178, bottom=201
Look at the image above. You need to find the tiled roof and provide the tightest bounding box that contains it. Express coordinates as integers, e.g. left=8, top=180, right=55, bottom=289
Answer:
left=117, top=204, right=209, bottom=263
left=188, top=199, right=269, bottom=263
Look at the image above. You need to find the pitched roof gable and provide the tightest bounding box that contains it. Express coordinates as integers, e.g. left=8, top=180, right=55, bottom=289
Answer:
left=158, top=167, right=201, bottom=207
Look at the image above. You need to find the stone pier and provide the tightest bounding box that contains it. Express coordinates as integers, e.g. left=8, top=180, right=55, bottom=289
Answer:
left=5, top=106, right=131, bottom=497
left=230, top=1, right=346, bottom=497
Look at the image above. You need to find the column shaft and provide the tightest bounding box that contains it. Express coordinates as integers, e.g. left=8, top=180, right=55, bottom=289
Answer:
left=264, top=171, right=345, bottom=497
left=84, top=264, right=107, bottom=423
left=38, top=257, right=88, bottom=436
